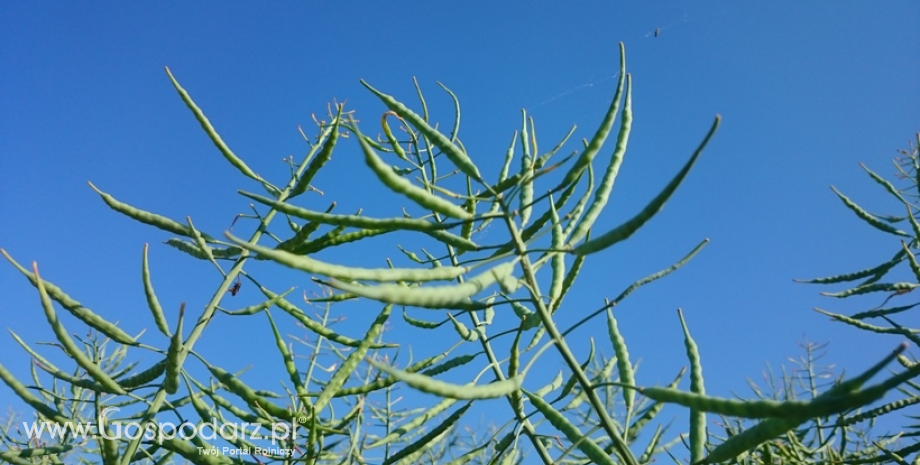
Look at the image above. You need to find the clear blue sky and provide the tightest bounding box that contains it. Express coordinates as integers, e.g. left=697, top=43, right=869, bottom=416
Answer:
left=2, top=1, right=918, bottom=456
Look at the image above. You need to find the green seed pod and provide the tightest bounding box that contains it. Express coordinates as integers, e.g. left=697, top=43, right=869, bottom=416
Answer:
left=220, top=289, right=292, bottom=316
left=607, top=309, right=635, bottom=411
left=382, top=402, right=473, bottom=465
left=165, top=67, right=265, bottom=185
left=356, top=129, right=473, bottom=220
left=524, top=390, right=619, bottom=465
left=314, top=304, right=393, bottom=414
left=566, top=74, right=633, bottom=246
left=263, top=310, right=307, bottom=400
left=88, top=183, right=215, bottom=242
left=260, top=285, right=395, bottom=349
left=333, top=351, right=455, bottom=398
left=361, top=80, right=483, bottom=182
left=291, top=107, right=342, bottom=198
left=3, top=250, right=137, bottom=345
left=447, top=313, right=479, bottom=341
left=163, top=303, right=185, bottom=395
left=572, top=116, right=720, bottom=256
left=831, top=185, right=911, bottom=237
left=241, top=190, right=444, bottom=232
left=368, top=358, right=522, bottom=400
left=678, top=309, right=707, bottom=464
left=0, top=362, right=70, bottom=424
left=324, top=261, right=516, bottom=310
left=142, top=244, right=171, bottom=337
left=31, top=263, right=126, bottom=395
left=118, top=359, right=167, bottom=389
left=207, top=364, right=297, bottom=421
left=402, top=308, right=444, bottom=329
left=553, top=42, right=627, bottom=193
left=519, top=111, right=535, bottom=227
left=226, top=232, right=469, bottom=282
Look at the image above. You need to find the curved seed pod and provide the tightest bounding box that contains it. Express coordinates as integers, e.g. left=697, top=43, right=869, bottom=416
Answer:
left=163, top=238, right=241, bottom=261
left=814, top=308, right=920, bottom=335
left=263, top=310, right=307, bottom=400
left=678, top=309, right=707, bottom=464
left=402, top=308, right=444, bottom=329
left=567, top=74, right=633, bottom=246
left=562, top=162, right=595, bottom=241
left=447, top=313, right=479, bottom=341
left=381, top=111, right=412, bottom=161
left=207, top=364, right=297, bottom=420
left=821, top=281, right=918, bottom=298
left=3, top=250, right=137, bottom=345
left=324, top=261, right=516, bottom=310
left=220, top=289, right=292, bottom=316
left=700, top=416, right=801, bottom=464
left=830, top=186, right=911, bottom=237
left=182, top=376, right=215, bottom=424
left=357, top=129, right=473, bottom=220
left=906, top=203, right=920, bottom=238
left=485, top=132, right=516, bottom=202
left=361, top=80, right=483, bottom=182
left=382, top=402, right=473, bottom=465
left=490, top=167, right=584, bottom=258
left=0, top=362, right=70, bottom=424
left=277, top=216, right=323, bottom=252
left=421, top=353, right=480, bottom=377
left=142, top=244, right=171, bottom=337
left=861, top=162, right=913, bottom=206
left=637, top=387, right=813, bottom=419
left=901, top=240, right=920, bottom=282
left=299, top=227, right=396, bottom=254
left=241, top=190, right=445, bottom=232
left=637, top=424, right=665, bottom=464
left=118, top=360, right=168, bottom=389
left=88, top=183, right=215, bottom=242
left=163, top=303, right=185, bottom=395
left=291, top=107, right=342, bottom=198
left=9, top=329, right=60, bottom=372
left=32, top=263, right=126, bottom=395
left=552, top=338, right=595, bottom=403
left=225, top=232, right=468, bottom=282
left=572, top=116, right=720, bottom=255
left=368, top=358, right=522, bottom=400
left=165, top=67, right=263, bottom=184
left=331, top=351, right=457, bottom=398
left=438, top=81, right=462, bottom=144
left=554, top=42, right=627, bottom=193
left=259, top=286, right=395, bottom=349
left=483, top=304, right=495, bottom=325
left=314, top=304, right=393, bottom=413
left=523, top=390, right=619, bottom=465
left=185, top=216, right=215, bottom=265
left=533, top=371, right=565, bottom=398
left=196, top=383, right=271, bottom=426
left=839, top=395, right=920, bottom=427
left=607, top=309, right=636, bottom=411
left=552, top=249, right=586, bottom=313
left=525, top=325, right=546, bottom=351
left=157, top=436, right=228, bottom=465
left=627, top=367, right=685, bottom=441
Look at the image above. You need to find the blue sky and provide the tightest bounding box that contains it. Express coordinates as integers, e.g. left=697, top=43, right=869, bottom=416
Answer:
left=2, top=1, right=919, bottom=458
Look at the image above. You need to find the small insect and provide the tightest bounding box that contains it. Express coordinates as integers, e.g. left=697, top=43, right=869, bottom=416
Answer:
left=228, top=277, right=242, bottom=296
left=654, top=28, right=661, bottom=37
